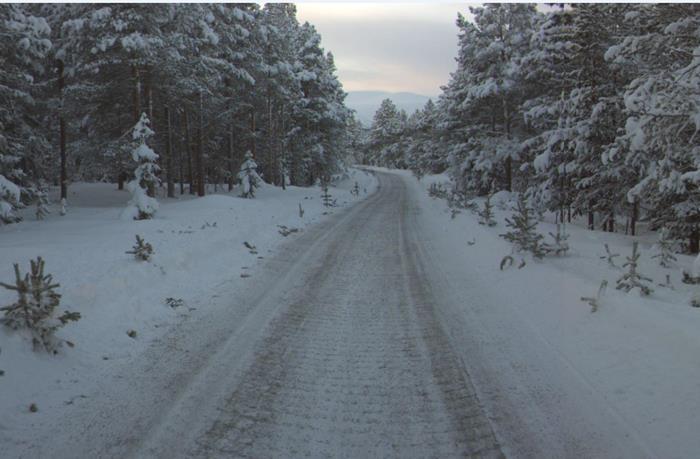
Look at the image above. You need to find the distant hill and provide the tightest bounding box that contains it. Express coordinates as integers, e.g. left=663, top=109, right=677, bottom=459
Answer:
left=345, top=91, right=432, bottom=126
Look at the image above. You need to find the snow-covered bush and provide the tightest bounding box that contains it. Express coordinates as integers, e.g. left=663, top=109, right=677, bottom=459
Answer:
left=0, top=175, right=22, bottom=224
left=123, top=113, right=160, bottom=220
left=34, top=187, right=50, bottom=220
left=238, top=151, right=261, bottom=198
left=126, top=235, right=153, bottom=261
left=0, top=257, right=80, bottom=353
left=321, top=185, right=334, bottom=207
left=478, top=195, right=497, bottom=227
left=652, top=227, right=677, bottom=268
left=544, top=224, right=570, bottom=256
left=616, top=242, right=653, bottom=296
left=500, top=194, right=546, bottom=258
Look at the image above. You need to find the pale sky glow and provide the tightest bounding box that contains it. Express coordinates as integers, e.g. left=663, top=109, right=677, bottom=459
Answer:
left=296, top=3, right=474, bottom=96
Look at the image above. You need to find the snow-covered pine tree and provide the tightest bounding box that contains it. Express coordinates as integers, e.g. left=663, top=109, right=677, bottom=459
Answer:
left=500, top=194, right=546, bottom=258
left=321, top=184, right=333, bottom=207
left=34, top=187, right=50, bottom=220
left=478, top=194, right=497, bottom=227
left=607, top=4, right=700, bottom=251
left=0, top=5, right=52, bottom=225
left=123, top=113, right=160, bottom=220
left=126, top=234, right=153, bottom=261
left=652, top=227, right=677, bottom=268
left=238, top=151, right=261, bottom=198
left=544, top=224, right=570, bottom=256
left=0, top=257, right=80, bottom=353
left=616, top=242, right=654, bottom=296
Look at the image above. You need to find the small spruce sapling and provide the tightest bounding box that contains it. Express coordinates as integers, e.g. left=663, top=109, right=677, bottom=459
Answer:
left=238, top=151, right=261, bottom=198
left=580, top=280, right=608, bottom=313
left=321, top=182, right=334, bottom=207
left=652, top=227, right=677, bottom=268
left=478, top=194, right=497, bottom=227
left=616, top=242, right=653, bottom=296
left=126, top=235, right=153, bottom=261
left=351, top=181, right=360, bottom=197
left=60, top=198, right=67, bottom=216
left=0, top=257, right=80, bottom=353
left=124, top=113, right=160, bottom=220
left=600, top=243, right=620, bottom=268
left=500, top=194, right=545, bottom=258
left=35, top=187, right=50, bottom=220
left=544, top=224, right=570, bottom=256
left=298, top=203, right=305, bottom=219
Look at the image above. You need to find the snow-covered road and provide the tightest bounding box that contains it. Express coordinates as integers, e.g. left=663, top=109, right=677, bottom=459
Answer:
left=15, top=172, right=499, bottom=458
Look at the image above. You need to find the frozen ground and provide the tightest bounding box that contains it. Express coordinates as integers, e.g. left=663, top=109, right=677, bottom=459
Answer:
left=0, top=169, right=376, bottom=456
left=2, top=168, right=699, bottom=458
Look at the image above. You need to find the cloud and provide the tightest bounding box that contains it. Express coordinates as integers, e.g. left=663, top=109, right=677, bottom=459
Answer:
left=297, top=3, right=472, bottom=96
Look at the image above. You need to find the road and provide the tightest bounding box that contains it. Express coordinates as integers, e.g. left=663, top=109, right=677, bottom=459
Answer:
left=173, top=171, right=502, bottom=458
left=24, top=172, right=501, bottom=458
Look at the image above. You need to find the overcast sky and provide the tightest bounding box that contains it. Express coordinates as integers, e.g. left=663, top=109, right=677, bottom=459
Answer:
left=296, top=3, right=474, bottom=97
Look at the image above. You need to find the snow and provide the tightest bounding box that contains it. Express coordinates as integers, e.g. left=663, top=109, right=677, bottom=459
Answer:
left=0, top=169, right=377, bottom=454
left=131, top=143, right=157, bottom=162
left=364, top=167, right=700, bottom=457
left=0, top=174, right=20, bottom=203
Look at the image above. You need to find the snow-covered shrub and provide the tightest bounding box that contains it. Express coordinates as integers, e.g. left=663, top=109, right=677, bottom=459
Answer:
left=600, top=243, right=620, bottom=268
left=652, top=227, right=677, bottom=268
left=0, top=174, right=22, bottom=224
left=238, top=151, right=261, bottom=198
left=351, top=181, right=360, bottom=197
left=0, top=257, right=80, bottom=353
left=126, top=235, right=153, bottom=261
left=34, top=187, right=50, bottom=220
left=478, top=195, right=497, bottom=226
left=123, top=113, right=160, bottom=220
left=428, top=182, right=449, bottom=199
left=616, top=242, right=653, bottom=296
left=321, top=184, right=334, bottom=207
left=544, top=224, right=570, bottom=256
left=581, top=280, right=608, bottom=313
left=500, top=194, right=546, bottom=258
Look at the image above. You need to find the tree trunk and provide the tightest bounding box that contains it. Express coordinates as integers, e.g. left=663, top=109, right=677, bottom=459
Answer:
left=690, top=228, right=699, bottom=254
left=184, top=109, right=195, bottom=195
left=228, top=124, right=234, bottom=192
left=630, top=201, right=638, bottom=236
left=503, top=97, right=512, bottom=192
left=588, top=205, right=594, bottom=230
left=57, top=59, right=67, bottom=201
left=132, top=65, right=141, bottom=122
left=280, top=104, right=286, bottom=190
left=608, top=212, right=615, bottom=232
left=197, top=91, right=205, bottom=197
left=250, top=110, right=256, bottom=158
left=165, top=105, right=174, bottom=198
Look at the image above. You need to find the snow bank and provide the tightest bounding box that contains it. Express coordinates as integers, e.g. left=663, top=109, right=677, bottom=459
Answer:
left=403, top=169, right=700, bottom=458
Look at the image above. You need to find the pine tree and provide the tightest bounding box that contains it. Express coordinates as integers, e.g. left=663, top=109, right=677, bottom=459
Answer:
left=652, top=227, right=678, bottom=268
left=238, top=151, right=261, bottom=198
left=0, top=257, right=80, bottom=353
left=478, top=195, right=497, bottom=227
left=500, top=195, right=546, bottom=258
left=616, top=242, right=653, bottom=296
left=124, top=113, right=160, bottom=220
